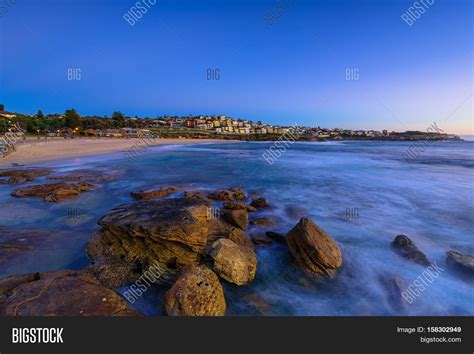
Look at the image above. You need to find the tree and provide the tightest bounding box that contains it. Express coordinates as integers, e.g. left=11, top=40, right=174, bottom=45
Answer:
left=112, top=111, right=126, bottom=128
left=0, top=104, right=4, bottom=111
left=36, top=110, right=44, bottom=119
left=64, top=109, right=81, bottom=128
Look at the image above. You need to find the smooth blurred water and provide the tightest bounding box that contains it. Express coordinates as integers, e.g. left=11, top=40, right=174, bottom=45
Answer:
left=0, top=140, right=473, bottom=316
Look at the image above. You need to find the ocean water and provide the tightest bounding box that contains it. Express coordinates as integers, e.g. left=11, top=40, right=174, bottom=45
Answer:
left=0, top=140, right=473, bottom=316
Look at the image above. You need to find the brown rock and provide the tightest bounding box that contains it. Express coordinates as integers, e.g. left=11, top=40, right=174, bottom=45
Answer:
left=210, top=239, right=257, bottom=285
left=391, top=235, right=430, bottom=266
left=286, top=218, right=343, bottom=279
left=0, top=270, right=140, bottom=316
left=131, top=186, right=180, bottom=200
left=11, top=182, right=101, bottom=202
left=0, top=169, right=52, bottom=184
left=251, top=217, right=275, bottom=227
left=222, top=209, right=249, bottom=230
left=223, top=201, right=257, bottom=212
left=446, top=251, right=474, bottom=277
left=207, top=219, right=254, bottom=250
left=88, top=198, right=211, bottom=284
left=164, top=266, right=226, bottom=316
left=250, top=198, right=269, bottom=208
left=184, top=190, right=209, bottom=202
left=208, top=188, right=246, bottom=201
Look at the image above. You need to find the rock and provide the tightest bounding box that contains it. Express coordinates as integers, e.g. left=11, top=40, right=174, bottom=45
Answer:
left=251, top=217, right=275, bottom=227
left=208, top=188, right=246, bottom=201
left=11, top=182, right=101, bottom=202
left=391, top=235, right=430, bottom=266
left=286, top=218, right=343, bottom=279
left=446, top=251, right=474, bottom=277
left=252, top=233, right=272, bottom=245
left=88, top=198, right=211, bottom=284
left=250, top=198, right=269, bottom=208
left=0, top=270, right=140, bottom=316
left=207, top=219, right=254, bottom=250
left=209, top=239, right=257, bottom=285
left=265, top=231, right=287, bottom=244
left=131, top=186, right=180, bottom=200
left=47, top=169, right=119, bottom=183
left=0, top=169, right=52, bottom=184
left=243, top=293, right=272, bottom=315
left=184, top=190, right=209, bottom=203
left=164, top=266, right=226, bottom=316
left=0, top=227, right=53, bottom=265
left=378, top=275, right=407, bottom=312
left=222, top=209, right=249, bottom=230
left=84, top=257, right=146, bottom=289
left=223, top=201, right=257, bottom=212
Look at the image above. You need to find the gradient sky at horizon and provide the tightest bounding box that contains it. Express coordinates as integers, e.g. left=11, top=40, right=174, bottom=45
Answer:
left=0, top=0, right=472, bottom=133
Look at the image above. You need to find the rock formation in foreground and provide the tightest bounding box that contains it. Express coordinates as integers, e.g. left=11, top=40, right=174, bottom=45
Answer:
left=286, top=218, right=343, bottom=279
left=0, top=270, right=140, bottom=316
left=0, top=168, right=52, bottom=184
left=164, top=266, right=226, bottom=316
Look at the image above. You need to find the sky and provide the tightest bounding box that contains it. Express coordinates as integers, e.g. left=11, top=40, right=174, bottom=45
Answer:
left=0, top=0, right=472, bottom=133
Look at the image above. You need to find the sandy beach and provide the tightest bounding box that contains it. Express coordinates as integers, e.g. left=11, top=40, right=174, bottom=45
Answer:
left=0, top=138, right=223, bottom=166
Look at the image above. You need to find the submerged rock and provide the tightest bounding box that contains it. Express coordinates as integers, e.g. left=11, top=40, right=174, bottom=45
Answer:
left=243, top=293, right=272, bottom=315
left=286, top=218, right=343, bottom=279
left=208, top=188, right=246, bottom=201
left=391, top=235, right=430, bottom=266
left=209, top=239, right=257, bottom=286
left=250, top=197, right=269, bottom=209
left=0, top=168, right=52, bottom=184
left=446, top=251, right=474, bottom=277
left=88, top=198, right=211, bottom=284
left=164, top=266, right=226, bottom=316
left=0, top=270, right=140, bottom=316
left=265, top=231, right=287, bottom=244
left=131, top=186, right=181, bottom=200
left=378, top=275, right=407, bottom=312
left=0, top=227, right=53, bottom=265
left=223, top=201, right=257, bottom=212
left=251, top=217, right=276, bottom=227
left=222, top=209, right=249, bottom=230
left=48, top=169, right=119, bottom=183
left=251, top=233, right=273, bottom=245
left=11, top=182, right=101, bottom=202
left=285, top=205, right=310, bottom=220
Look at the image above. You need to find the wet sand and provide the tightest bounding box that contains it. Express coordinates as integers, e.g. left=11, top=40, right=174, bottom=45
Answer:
left=0, top=138, right=224, bottom=167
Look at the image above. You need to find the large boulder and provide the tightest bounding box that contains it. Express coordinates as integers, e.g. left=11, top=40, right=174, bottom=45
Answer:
left=0, top=168, right=52, bottom=184
left=391, top=235, right=430, bottom=266
left=131, top=186, right=181, bottom=200
left=209, top=239, right=257, bottom=285
left=88, top=198, right=211, bottom=284
left=286, top=218, right=343, bottom=279
left=222, top=209, right=249, bottom=230
left=446, top=251, right=474, bottom=277
left=0, top=270, right=140, bottom=316
left=47, top=169, right=119, bottom=183
left=164, top=266, right=226, bottom=316
left=207, top=219, right=254, bottom=250
left=11, top=182, right=101, bottom=202
left=208, top=188, right=246, bottom=201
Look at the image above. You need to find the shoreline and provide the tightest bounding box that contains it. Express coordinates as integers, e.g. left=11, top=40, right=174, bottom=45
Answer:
left=0, top=138, right=226, bottom=167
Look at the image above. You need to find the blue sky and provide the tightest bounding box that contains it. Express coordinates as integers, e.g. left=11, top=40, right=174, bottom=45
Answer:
left=0, top=0, right=472, bottom=133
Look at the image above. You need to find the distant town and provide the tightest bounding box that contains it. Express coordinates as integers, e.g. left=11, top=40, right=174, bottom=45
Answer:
left=0, top=105, right=462, bottom=142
